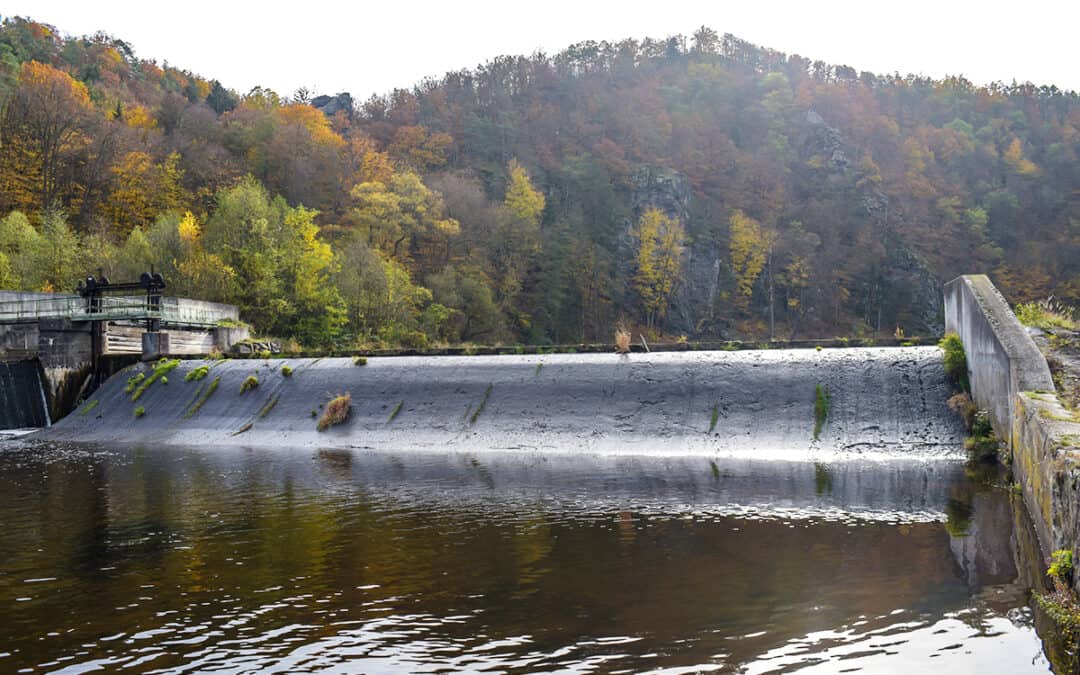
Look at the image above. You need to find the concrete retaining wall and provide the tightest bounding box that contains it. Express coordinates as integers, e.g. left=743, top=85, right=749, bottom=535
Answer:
left=1011, top=392, right=1080, bottom=556
left=943, top=275, right=1054, bottom=439
left=944, top=274, right=1080, bottom=582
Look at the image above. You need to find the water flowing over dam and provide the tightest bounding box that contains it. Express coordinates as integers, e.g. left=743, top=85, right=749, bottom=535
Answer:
left=0, top=359, right=50, bottom=429
left=46, top=346, right=963, bottom=456
left=18, top=344, right=1061, bottom=672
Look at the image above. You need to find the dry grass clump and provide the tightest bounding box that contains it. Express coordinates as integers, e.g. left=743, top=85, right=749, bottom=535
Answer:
left=947, top=391, right=977, bottom=431
left=1016, top=296, right=1078, bottom=331
left=317, top=393, right=351, bottom=431
left=614, top=327, right=632, bottom=354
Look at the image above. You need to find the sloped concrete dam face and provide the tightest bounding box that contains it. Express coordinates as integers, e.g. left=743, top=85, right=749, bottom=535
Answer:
left=47, top=347, right=962, bottom=454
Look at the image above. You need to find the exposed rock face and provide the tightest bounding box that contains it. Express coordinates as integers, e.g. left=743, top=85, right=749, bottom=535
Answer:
left=796, top=109, right=942, bottom=334
left=618, top=166, right=711, bottom=334
left=799, top=110, right=850, bottom=172
left=311, top=93, right=354, bottom=118
left=885, top=242, right=945, bottom=335
left=629, top=165, right=692, bottom=219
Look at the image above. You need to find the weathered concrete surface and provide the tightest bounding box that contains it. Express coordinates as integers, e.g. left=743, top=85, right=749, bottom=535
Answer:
left=107, top=324, right=225, bottom=356
left=36, top=318, right=94, bottom=422
left=212, top=326, right=250, bottom=352
left=944, top=274, right=1080, bottom=590
left=1011, top=392, right=1080, bottom=566
left=45, top=347, right=963, bottom=455
left=944, top=274, right=1054, bottom=440
left=159, top=297, right=240, bottom=322
left=0, top=322, right=38, bottom=356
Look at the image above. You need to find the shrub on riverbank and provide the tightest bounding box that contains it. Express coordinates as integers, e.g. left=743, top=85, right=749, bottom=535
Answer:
left=964, top=410, right=999, bottom=463
left=1037, top=549, right=1080, bottom=654
left=947, top=392, right=978, bottom=430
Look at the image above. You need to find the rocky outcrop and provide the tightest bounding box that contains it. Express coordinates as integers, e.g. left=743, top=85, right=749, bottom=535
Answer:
left=797, top=109, right=942, bottom=334
left=629, top=165, right=692, bottom=219
left=619, top=166, right=707, bottom=334
left=799, top=110, right=850, bottom=172
left=312, top=92, right=354, bottom=119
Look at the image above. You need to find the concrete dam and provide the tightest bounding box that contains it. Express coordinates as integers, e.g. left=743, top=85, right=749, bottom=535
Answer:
left=12, top=278, right=1073, bottom=672
left=44, top=346, right=963, bottom=456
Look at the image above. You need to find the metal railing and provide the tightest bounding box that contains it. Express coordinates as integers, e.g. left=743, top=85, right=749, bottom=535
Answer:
left=0, top=295, right=235, bottom=328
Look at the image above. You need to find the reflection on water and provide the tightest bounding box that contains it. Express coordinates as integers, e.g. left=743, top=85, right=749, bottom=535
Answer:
left=0, top=445, right=1053, bottom=673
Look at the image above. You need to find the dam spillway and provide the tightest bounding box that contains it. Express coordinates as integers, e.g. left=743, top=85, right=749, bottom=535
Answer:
left=16, top=345, right=1058, bottom=672
left=45, top=346, right=963, bottom=455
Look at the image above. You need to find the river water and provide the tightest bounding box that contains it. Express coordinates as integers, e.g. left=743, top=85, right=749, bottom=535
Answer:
left=0, top=444, right=1055, bottom=673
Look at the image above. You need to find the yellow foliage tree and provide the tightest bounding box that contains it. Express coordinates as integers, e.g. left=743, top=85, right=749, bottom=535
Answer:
left=729, top=210, right=776, bottom=311
left=504, top=159, right=545, bottom=232
left=632, top=207, right=685, bottom=330
left=1004, top=137, right=1039, bottom=177
left=274, top=103, right=345, bottom=150
left=0, top=61, right=92, bottom=211
left=103, top=151, right=185, bottom=233
left=177, top=210, right=200, bottom=244
left=348, top=171, right=459, bottom=268
left=490, top=159, right=546, bottom=314
left=388, top=125, right=453, bottom=170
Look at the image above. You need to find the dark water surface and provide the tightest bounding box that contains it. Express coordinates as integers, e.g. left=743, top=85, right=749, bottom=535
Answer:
left=0, top=445, right=1053, bottom=673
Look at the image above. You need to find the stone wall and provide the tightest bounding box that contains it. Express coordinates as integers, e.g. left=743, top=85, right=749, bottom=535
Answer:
left=944, top=274, right=1080, bottom=585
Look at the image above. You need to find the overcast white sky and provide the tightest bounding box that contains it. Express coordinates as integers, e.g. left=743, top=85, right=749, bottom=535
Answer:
left=5, top=1, right=1078, bottom=99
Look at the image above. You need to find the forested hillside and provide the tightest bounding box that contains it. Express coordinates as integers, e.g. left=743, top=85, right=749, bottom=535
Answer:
left=1, top=18, right=1078, bottom=346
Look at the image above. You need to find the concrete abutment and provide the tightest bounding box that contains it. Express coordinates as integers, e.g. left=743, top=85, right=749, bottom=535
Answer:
left=944, top=274, right=1080, bottom=587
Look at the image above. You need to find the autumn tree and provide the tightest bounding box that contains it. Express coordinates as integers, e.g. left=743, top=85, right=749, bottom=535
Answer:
left=203, top=177, right=344, bottom=343
left=333, top=234, right=433, bottom=346
left=631, top=207, right=685, bottom=331
left=33, top=207, right=82, bottom=292
left=491, top=159, right=545, bottom=321
left=0, top=210, right=43, bottom=288
left=0, top=61, right=92, bottom=212
left=728, top=210, right=776, bottom=316
left=102, top=151, right=185, bottom=233
left=347, top=171, right=459, bottom=269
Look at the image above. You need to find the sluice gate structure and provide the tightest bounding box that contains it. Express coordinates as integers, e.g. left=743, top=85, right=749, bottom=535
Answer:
left=0, top=289, right=245, bottom=426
